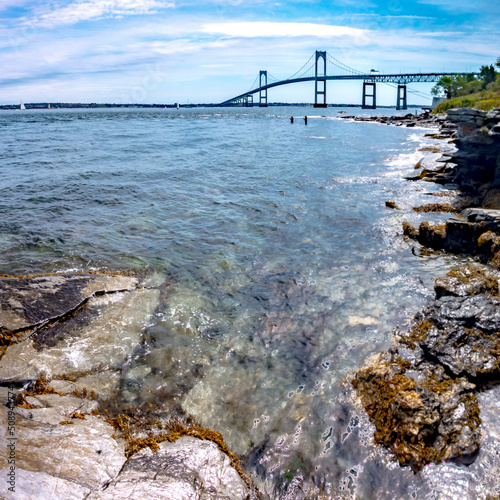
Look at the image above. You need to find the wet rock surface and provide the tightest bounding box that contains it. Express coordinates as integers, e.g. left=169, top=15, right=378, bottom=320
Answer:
left=0, top=273, right=138, bottom=336
left=87, top=437, right=250, bottom=500
left=403, top=208, right=500, bottom=267
left=356, top=107, right=500, bottom=475
left=340, top=111, right=447, bottom=130
left=0, top=286, right=159, bottom=383
left=353, top=352, right=480, bottom=472
left=0, top=273, right=252, bottom=500
left=353, top=265, right=499, bottom=471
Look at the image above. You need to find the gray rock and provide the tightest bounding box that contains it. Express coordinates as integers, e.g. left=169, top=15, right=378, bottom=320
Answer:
left=490, top=124, right=500, bottom=136
left=50, top=371, right=122, bottom=401
left=0, top=273, right=138, bottom=333
left=0, top=404, right=126, bottom=491
left=87, top=436, right=250, bottom=500
left=0, top=468, right=90, bottom=499
left=0, top=288, right=159, bottom=382
left=460, top=208, right=500, bottom=227
left=15, top=393, right=98, bottom=425
left=410, top=295, right=500, bottom=378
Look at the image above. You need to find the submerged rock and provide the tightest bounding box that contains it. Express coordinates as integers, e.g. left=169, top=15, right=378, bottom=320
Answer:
left=0, top=287, right=159, bottom=382
left=0, top=272, right=253, bottom=500
left=0, top=273, right=138, bottom=337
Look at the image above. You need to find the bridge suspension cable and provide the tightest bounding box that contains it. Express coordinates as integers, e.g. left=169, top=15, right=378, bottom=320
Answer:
left=284, top=53, right=316, bottom=80
left=245, top=74, right=259, bottom=94
left=267, top=73, right=280, bottom=83
left=326, top=53, right=366, bottom=76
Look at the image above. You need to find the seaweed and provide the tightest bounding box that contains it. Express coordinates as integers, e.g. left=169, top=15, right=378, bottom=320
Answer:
left=97, top=406, right=260, bottom=497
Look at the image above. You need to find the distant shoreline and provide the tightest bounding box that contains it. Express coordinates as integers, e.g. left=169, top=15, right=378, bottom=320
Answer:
left=0, top=102, right=425, bottom=110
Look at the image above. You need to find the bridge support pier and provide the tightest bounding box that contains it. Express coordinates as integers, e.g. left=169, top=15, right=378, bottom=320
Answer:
left=314, top=51, right=327, bottom=108
left=243, top=94, right=253, bottom=107
left=362, top=81, right=376, bottom=109
left=259, top=71, right=268, bottom=107
left=396, top=85, right=407, bottom=110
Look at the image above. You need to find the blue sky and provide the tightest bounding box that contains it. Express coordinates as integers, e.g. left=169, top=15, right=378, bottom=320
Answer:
left=0, top=0, right=498, bottom=105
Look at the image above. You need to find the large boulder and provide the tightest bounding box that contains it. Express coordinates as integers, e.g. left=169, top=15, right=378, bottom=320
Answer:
left=353, top=265, right=500, bottom=471
left=400, top=294, right=500, bottom=378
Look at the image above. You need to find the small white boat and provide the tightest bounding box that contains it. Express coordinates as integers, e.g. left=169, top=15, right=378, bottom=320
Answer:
left=176, top=102, right=180, bottom=109
left=20, top=101, right=26, bottom=110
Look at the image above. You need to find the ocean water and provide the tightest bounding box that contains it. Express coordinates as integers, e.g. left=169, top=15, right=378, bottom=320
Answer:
left=1, top=106, right=497, bottom=498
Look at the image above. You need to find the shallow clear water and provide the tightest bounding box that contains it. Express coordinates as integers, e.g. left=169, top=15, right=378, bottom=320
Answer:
left=1, top=106, right=496, bottom=498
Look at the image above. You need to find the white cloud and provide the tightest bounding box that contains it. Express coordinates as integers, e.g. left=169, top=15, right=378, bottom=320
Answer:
left=202, top=22, right=369, bottom=39
left=31, top=0, right=175, bottom=27
left=0, top=0, right=36, bottom=10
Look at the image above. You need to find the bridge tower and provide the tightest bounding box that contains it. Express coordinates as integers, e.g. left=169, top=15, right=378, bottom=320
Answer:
left=396, top=85, right=407, bottom=110
left=314, top=51, right=327, bottom=108
left=259, top=71, right=268, bottom=107
left=362, top=80, right=376, bottom=109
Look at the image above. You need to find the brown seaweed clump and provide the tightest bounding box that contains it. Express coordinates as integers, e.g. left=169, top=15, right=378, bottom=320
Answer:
left=385, top=201, right=400, bottom=210
left=99, top=408, right=259, bottom=497
left=352, top=352, right=480, bottom=472
left=412, top=203, right=460, bottom=214
left=352, top=264, right=500, bottom=472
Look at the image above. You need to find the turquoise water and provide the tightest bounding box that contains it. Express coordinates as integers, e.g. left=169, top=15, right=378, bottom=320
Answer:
left=1, top=107, right=496, bottom=498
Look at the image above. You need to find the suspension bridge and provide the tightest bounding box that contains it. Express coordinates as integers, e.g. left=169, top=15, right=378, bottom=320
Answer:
left=219, top=51, right=470, bottom=109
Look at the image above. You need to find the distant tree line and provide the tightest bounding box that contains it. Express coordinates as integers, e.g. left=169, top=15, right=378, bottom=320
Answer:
left=431, top=56, right=500, bottom=99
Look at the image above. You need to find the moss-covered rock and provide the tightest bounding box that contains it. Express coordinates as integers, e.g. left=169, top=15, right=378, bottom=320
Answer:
left=352, top=351, right=480, bottom=472
left=353, top=264, right=500, bottom=472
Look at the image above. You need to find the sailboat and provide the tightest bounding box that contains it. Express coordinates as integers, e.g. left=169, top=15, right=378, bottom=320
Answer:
left=20, top=100, right=26, bottom=110
left=176, top=102, right=180, bottom=110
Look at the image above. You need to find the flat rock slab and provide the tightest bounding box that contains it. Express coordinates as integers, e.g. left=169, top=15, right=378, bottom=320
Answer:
left=0, top=403, right=126, bottom=494
left=0, top=273, right=138, bottom=333
left=460, top=208, right=500, bottom=228
left=88, top=436, right=250, bottom=500
left=0, top=288, right=159, bottom=382
left=0, top=469, right=90, bottom=500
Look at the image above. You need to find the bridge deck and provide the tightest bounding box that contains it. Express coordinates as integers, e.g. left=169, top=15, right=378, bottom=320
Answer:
left=220, top=72, right=469, bottom=106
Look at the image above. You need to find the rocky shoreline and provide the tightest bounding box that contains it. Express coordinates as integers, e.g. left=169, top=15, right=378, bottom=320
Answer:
left=352, top=108, right=500, bottom=472
left=1, top=109, right=499, bottom=498
left=0, top=273, right=256, bottom=499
